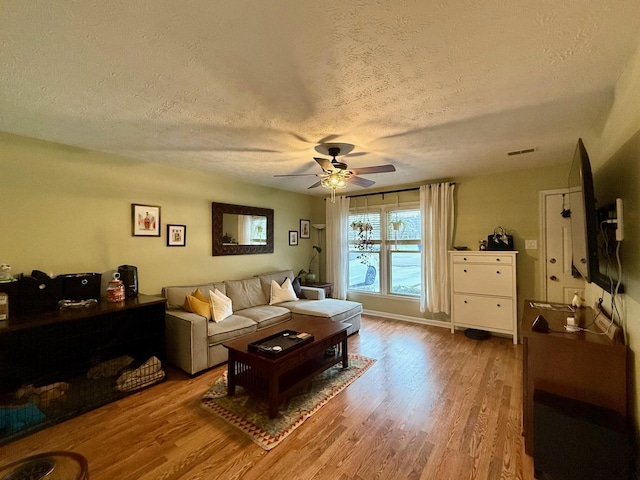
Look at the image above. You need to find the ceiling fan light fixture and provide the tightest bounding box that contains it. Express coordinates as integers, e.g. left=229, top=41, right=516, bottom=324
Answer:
left=321, top=171, right=348, bottom=202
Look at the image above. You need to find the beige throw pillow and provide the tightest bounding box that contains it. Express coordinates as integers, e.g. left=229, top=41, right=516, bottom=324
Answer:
left=209, top=289, right=233, bottom=323
left=269, top=278, right=299, bottom=305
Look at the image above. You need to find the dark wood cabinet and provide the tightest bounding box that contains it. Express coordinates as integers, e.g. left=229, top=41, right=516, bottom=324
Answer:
left=0, top=295, right=166, bottom=444
left=301, top=282, right=333, bottom=298
left=521, top=301, right=627, bottom=456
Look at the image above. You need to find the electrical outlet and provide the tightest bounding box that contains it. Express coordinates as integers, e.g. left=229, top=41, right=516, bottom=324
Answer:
left=525, top=240, right=537, bottom=250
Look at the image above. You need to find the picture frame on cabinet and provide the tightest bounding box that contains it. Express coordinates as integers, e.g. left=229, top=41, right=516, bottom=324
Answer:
left=132, top=204, right=161, bottom=237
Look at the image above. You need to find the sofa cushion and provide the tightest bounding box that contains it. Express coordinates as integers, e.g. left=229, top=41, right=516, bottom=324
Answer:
left=258, top=270, right=295, bottom=300
left=237, top=305, right=291, bottom=327
left=291, top=277, right=304, bottom=299
left=269, top=278, right=298, bottom=305
left=207, top=314, right=257, bottom=345
left=209, top=289, right=233, bottom=323
left=163, top=283, right=226, bottom=310
left=224, top=277, right=267, bottom=311
left=283, top=299, right=362, bottom=323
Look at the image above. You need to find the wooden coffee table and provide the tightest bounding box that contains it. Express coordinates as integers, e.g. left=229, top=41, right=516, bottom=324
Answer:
left=223, top=318, right=349, bottom=418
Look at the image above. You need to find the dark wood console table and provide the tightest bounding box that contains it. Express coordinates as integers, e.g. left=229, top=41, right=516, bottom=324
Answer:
left=521, top=301, right=627, bottom=456
left=301, top=282, right=333, bottom=298
left=0, top=294, right=166, bottom=444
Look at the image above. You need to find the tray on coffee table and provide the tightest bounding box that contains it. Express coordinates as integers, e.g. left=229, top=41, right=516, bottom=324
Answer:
left=247, top=329, right=314, bottom=356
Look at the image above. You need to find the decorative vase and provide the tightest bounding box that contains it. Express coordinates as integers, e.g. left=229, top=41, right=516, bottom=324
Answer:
left=305, top=272, right=317, bottom=283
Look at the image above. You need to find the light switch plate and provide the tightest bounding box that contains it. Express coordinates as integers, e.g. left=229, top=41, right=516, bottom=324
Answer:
left=525, top=240, right=537, bottom=250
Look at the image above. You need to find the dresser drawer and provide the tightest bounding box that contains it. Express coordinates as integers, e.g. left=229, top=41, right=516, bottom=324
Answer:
left=453, top=294, right=514, bottom=331
left=451, top=253, right=513, bottom=265
left=452, top=263, right=513, bottom=296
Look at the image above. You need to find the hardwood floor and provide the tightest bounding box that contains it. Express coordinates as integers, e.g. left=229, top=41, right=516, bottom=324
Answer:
left=0, top=315, right=535, bottom=479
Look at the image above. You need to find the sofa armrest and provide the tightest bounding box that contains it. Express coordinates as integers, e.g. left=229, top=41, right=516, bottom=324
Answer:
left=165, top=309, right=209, bottom=375
left=301, top=286, right=325, bottom=300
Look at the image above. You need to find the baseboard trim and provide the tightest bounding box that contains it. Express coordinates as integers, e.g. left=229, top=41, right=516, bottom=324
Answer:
left=362, top=309, right=451, bottom=329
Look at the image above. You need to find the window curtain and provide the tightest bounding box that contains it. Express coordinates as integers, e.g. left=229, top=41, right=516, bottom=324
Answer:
left=420, top=182, right=456, bottom=313
left=237, top=214, right=253, bottom=245
left=325, top=195, right=351, bottom=299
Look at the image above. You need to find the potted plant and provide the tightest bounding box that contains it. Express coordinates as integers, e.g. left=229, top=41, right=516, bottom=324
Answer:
left=298, top=245, right=322, bottom=283
left=391, top=219, right=404, bottom=231
left=353, top=223, right=374, bottom=266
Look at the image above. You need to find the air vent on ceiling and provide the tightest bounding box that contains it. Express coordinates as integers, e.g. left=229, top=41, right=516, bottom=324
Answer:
left=507, top=147, right=536, bottom=156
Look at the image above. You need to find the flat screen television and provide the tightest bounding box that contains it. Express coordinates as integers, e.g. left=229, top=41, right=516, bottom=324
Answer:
left=568, top=138, right=623, bottom=292
left=568, top=138, right=599, bottom=283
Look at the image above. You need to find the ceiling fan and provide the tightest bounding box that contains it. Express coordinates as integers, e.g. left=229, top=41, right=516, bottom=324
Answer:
left=274, top=142, right=396, bottom=192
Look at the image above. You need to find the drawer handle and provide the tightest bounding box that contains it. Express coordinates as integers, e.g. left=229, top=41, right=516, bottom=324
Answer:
left=496, top=258, right=501, bottom=261
left=463, top=269, right=467, bottom=273
left=464, top=300, right=467, bottom=303
left=497, top=304, right=501, bottom=307
left=463, top=257, right=467, bottom=261
left=496, top=270, right=500, bottom=274
left=82, top=279, right=88, bottom=285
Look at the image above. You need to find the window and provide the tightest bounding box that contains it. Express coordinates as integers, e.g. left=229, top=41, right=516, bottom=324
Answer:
left=348, top=204, right=421, bottom=297
left=387, top=208, right=421, bottom=295
left=348, top=211, right=381, bottom=293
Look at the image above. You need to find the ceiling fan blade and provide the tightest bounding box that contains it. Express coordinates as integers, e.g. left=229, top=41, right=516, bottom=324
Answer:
left=348, top=175, right=376, bottom=188
left=308, top=180, right=323, bottom=189
left=351, top=164, right=396, bottom=175
left=273, top=173, right=319, bottom=177
left=314, top=157, right=335, bottom=172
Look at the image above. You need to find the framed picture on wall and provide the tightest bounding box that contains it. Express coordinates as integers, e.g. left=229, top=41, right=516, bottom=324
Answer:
left=289, top=230, right=299, bottom=246
left=300, top=219, right=310, bottom=239
left=132, top=204, right=161, bottom=236
left=167, top=224, right=186, bottom=246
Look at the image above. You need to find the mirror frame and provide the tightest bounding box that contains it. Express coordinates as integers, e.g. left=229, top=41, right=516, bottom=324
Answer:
left=212, top=202, right=274, bottom=256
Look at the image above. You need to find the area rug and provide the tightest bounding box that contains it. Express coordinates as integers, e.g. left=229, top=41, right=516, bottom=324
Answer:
left=201, top=353, right=375, bottom=450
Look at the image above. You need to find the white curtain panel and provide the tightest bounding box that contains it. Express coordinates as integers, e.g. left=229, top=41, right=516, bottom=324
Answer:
left=420, top=182, right=456, bottom=313
left=325, top=196, right=351, bottom=299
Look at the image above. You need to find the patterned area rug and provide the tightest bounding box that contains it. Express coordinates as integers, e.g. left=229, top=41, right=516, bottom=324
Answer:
left=201, top=353, right=375, bottom=450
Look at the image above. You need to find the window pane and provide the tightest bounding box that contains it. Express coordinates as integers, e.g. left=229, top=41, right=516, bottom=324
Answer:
left=348, top=252, right=380, bottom=292
left=348, top=211, right=381, bottom=292
left=390, top=251, right=421, bottom=296
left=387, top=208, right=421, bottom=240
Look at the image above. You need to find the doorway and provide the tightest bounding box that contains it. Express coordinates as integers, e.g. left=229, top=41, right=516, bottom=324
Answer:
left=539, top=189, right=585, bottom=303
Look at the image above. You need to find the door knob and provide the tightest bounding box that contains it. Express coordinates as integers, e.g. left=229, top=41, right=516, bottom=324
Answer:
left=550, top=258, right=557, bottom=264
left=550, top=275, right=558, bottom=281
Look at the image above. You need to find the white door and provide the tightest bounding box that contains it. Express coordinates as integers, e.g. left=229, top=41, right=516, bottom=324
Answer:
left=541, top=190, right=585, bottom=303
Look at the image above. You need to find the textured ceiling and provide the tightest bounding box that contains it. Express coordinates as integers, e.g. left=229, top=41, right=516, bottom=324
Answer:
left=2, top=1, right=640, bottom=195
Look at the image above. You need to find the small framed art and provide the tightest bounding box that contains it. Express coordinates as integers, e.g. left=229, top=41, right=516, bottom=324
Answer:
left=300, top=219, right=310, bottom=239
left=167, top=224, right=186, bottom=246
left=132, top=204, right=161, bottom=236
left=289, top=230, right=299, bottom=246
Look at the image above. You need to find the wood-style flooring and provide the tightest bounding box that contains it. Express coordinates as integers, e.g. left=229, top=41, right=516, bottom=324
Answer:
left=0, top=315, right=535, bottom=479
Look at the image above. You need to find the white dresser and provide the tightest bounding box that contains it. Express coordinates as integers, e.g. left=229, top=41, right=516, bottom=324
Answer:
left=449, top=251, right=518, bottom=343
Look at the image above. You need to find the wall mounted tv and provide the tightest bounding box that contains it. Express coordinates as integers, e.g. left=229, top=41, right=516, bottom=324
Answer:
left=567, top=138, right=623, bottom=292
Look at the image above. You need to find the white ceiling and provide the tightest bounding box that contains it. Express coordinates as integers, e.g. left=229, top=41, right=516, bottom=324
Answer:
left=2, top=1, right=640, bottom=196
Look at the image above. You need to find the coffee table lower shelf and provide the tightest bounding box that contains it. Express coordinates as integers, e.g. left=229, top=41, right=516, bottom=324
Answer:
left=225, top=323, right=349, bottom=418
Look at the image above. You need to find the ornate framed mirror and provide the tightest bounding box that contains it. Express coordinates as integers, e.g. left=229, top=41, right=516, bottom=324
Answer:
left=212, top=202, right=274, bottom=256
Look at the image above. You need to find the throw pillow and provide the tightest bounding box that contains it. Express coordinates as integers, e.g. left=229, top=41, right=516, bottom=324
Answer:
left=291, top=276, right=305, bottom=299
left=209, top=289, right=233, bottom=323
left=183, top=294, right=212, bottom=321
left=193, top=288, right=209, bottom=304
left=269, top=278, right=298, bottom=305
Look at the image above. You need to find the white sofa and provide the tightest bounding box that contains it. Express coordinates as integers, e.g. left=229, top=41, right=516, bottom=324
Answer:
left=162, top=270, right=361, bottom=375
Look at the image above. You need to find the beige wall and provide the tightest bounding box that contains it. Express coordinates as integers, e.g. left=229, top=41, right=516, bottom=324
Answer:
left=582, top=40, right=640, bottom=432
left=347, top=164, right=570, bottom=322
left=0, top=132, right=324, bottom=295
